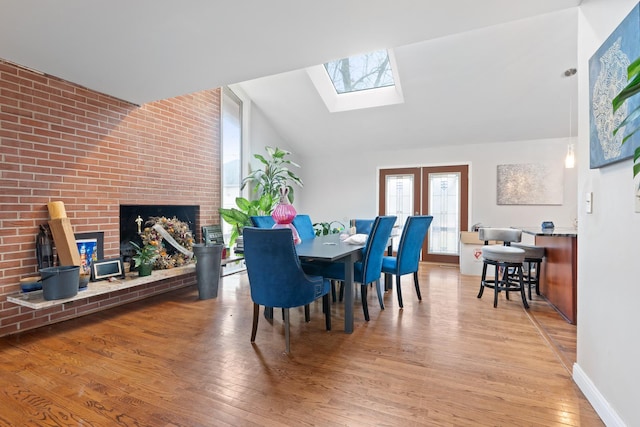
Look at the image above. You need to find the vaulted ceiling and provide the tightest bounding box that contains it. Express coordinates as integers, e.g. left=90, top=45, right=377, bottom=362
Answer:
left=0, top=1, right=581, bottom=156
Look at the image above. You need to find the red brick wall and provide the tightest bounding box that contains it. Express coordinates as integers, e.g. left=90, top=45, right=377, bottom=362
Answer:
left=0, top=60, right=221, bottom=337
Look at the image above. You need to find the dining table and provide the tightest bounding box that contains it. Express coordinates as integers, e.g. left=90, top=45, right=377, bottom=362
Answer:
left=295, top=232, right=364, bottom=334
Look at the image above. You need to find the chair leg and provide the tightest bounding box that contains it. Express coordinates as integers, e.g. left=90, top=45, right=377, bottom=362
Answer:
left=526, top=261, right=533, bottom=300
left=478, top=262, right=487, bottom=298
left=396, top=275, right=404, bottom=309
left=375, top=279, right=384, bottom=310
left=413, top=271, right=422, bottom=301
left=304, top=304, right=310, bottom=322
left=339, top=281, right=344, bottom=302
left=283, top=308, right=291, bottom=353
left=251, top=303, right=260, bottom=342
left=323, top=294, right=331, bottom=331
left=518, top=267, right=529, bottom=309
left=493, top=264, right=500, bottom=308
left=502, top=267, right=511, bottom=301
left=331, top=280, right=337, bottom=302
left=361, top=284, right=370, bottom=321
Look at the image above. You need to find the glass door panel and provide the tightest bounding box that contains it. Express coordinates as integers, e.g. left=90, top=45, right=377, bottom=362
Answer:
left=379, top=168, right=420, bottom=252
left=421, top=165, right=468, bottom=264
left=428, top=172, right=460, bottom=255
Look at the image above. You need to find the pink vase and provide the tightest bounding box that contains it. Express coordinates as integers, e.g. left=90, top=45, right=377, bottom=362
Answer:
left=271, top=187, right=301, bottom=244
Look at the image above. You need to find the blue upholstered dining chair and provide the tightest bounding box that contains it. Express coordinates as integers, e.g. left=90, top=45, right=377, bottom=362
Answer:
left=313, top=215, right=396, bottom=321
left=381, top=215, right=433, bottom=308
left=242, top=227, right=331, bottom=353
left=250, top=215, right=275, bottom=228
left=292, top=214, right=316, bottom=241
left=352, top=218, right=374, bottom=234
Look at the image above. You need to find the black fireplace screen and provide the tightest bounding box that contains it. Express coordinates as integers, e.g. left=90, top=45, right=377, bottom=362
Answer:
left=120, top=205, right=199, bottom=259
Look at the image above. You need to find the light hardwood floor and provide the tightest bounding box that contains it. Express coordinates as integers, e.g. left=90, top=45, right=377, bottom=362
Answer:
left=0, top=264, right=602, bottom=426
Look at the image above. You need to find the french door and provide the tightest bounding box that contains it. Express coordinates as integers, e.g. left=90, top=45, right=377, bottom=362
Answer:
left=379, top=165, right=468, bottom=264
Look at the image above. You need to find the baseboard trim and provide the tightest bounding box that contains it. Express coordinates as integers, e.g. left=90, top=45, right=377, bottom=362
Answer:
left=573, top=363, right=626, bottom=426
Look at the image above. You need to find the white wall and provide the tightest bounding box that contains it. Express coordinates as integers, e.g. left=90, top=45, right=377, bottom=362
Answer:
left=574, top=1, right=640, bottom=426
left=296, top=137, right=577, bottom=232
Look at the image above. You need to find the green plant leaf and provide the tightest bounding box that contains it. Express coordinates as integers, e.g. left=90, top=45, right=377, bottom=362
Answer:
left=254, top=153, right=269, bottom=165
left=235, top=197, right=251, bottom=211
left=621, top=128, right=640, bottom=145
left=219, top=207, right=249, bottom=226
left=613, top=57, right=640, bottom=112
left=612, top=74, right=640, bottom=112
left=612, top=56, right=640, bottom=178
left=613, top=104, right=640, bottom=136
left=634, top=147, right=640, bottom=177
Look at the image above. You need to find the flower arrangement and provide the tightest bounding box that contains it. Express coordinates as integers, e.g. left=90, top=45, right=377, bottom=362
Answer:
left=139, top=216, right=194, bottom=269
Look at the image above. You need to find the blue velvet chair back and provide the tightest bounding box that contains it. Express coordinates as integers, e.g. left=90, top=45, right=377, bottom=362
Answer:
left=250, top=215, right=275, bottom=229
left=310, top=215, right=396, bottom=321
left=292, top=214, right=315, bottom=241
left=242, top=227, right=328, bottom=308
left=395, top=215, right=433, bottom=275
left=353, top=218, right=374, bottom=234
left=359, top=216, right=397, bottom=285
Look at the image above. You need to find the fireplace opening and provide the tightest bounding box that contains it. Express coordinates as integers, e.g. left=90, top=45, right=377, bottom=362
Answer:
left=120, top=205, right=199, bottom=262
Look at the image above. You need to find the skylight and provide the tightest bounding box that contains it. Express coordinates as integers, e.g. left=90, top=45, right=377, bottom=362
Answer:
left=307, top=49, right=404, bottom=113
left=323, top=50, right=395, bottom=94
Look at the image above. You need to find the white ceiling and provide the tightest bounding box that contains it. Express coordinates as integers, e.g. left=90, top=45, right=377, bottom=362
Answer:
left=0, top=1, right=581, bottom=156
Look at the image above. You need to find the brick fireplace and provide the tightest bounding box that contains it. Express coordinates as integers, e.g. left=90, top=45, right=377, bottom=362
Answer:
left=0, top=60, right=221, bottom=337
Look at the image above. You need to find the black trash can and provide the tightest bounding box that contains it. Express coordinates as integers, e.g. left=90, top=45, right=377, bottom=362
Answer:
left=193, top=244, right=223, bottom=299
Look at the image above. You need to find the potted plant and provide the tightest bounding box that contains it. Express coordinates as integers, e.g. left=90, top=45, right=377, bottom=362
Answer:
left=242, top=146, right=303, bottom=201
left=219, top=193, right=275, bottom=248
left=219, top=146, right=303, bottom=247
left=313, top=220, right=345, bottom=237
left=129, top=241, right=159, bottom=277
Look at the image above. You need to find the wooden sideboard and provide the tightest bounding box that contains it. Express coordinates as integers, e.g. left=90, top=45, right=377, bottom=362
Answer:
left=521, top=227, right=577, bottom=324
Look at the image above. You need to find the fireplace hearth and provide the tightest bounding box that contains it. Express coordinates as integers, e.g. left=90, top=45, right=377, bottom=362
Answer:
left=120, top=205, right=199, bottom=260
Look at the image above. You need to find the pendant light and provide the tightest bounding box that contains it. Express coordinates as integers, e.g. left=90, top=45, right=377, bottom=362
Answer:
left=565, top=68, right=577, bottom=168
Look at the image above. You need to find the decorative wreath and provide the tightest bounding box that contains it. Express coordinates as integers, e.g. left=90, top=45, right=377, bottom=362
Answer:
left=139, top=216, right=194, bottom=269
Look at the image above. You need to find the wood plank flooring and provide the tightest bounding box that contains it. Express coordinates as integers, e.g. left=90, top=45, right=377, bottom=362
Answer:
left=0, top=264, right=602, bottom=426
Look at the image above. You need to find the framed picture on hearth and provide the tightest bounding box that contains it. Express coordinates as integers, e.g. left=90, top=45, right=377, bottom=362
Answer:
left=75, top=232, right=104, bottom=277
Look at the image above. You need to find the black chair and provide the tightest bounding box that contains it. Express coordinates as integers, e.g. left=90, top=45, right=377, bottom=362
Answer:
left=477, top=228, right=529, bottom=309
left=512, top=243, right=545, bottom=299
left=381, top=215, right=433, bottom=308
left=243, top=227, right=331, bottom=353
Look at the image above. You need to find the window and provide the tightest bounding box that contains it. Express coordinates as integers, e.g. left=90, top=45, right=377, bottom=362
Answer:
left=221, top=88, right=243, bottom=244
left=324, top=50, right=395, bottom=94
left=307, top=49, right=404, bottom=112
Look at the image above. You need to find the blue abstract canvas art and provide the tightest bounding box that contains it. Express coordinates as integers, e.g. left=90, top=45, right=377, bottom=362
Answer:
left=589, top=3, right=640, bottom=169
